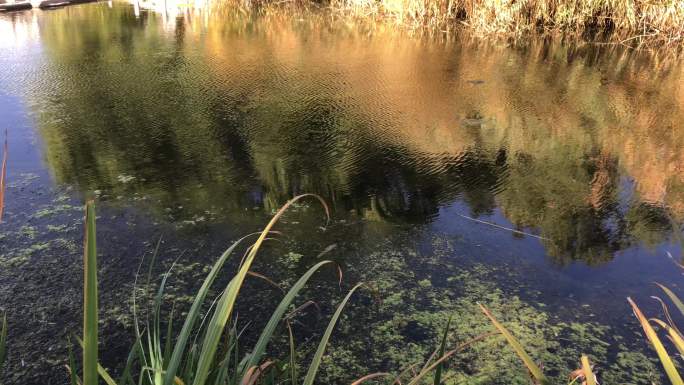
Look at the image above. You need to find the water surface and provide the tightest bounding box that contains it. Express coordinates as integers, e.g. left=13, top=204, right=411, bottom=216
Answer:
left=1, top=3, right=684, bottom=384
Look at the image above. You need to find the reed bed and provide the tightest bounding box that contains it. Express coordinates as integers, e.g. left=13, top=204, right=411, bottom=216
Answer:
left=211, top=0, right=684, bottom=46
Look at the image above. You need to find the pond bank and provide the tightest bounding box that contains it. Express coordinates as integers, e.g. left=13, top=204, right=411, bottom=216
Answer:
left=128, top=0, right=684, bottom=48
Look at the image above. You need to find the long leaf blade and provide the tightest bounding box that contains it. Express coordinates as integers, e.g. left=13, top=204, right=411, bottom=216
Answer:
left=67, top=339, right=82, bottom=385
left=656, top=283, right=684, bottom=318
left=242, top=260, right=335, bottom=377
left=433, top=316, right=452, bottom=385
left=287, top=322, right=297, bottom=385
left=75, top=336, right=117, bottom=385
left=628, top=297, right=684, bottom=385
left=83, top=201, right=98, bottom=385
left=581, top=355, right=596, bottom=385
left=0, top=130, right=7, bottom=223
left=0, top=313, right=7, bottom=369
left=651, top=319, right=684, bottom=357
left=478, top=303, right=549, bottom=385
left=406, top=332, right=497, bottom=385
left=192, top=194, right=328, bottom=385
left=302, top=283, right=363, bottom=385
left=162, top=233, right=256, bottom=385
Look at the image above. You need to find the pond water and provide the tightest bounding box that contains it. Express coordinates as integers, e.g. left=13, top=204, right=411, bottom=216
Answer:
left=1, top=3, right=684, bottom=384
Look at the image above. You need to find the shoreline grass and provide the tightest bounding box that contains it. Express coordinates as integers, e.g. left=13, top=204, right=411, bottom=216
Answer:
left=65, top=198, right=502, bottom=385
left=68, top=197, right=374, bottom=385
left=198, top=0, right=684, bottom=47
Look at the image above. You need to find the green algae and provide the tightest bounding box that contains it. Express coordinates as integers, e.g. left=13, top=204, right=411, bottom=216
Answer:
left=46, top=224, right=69, bottom=233
left=32, top=204, right=79, bottom=219
left=0, top=189, right=664, bottom=384
left=1, top=242, right=50, bottom=267
left=302, top=242, right=661, bottom=385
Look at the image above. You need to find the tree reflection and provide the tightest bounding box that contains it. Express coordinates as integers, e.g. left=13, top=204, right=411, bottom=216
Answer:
left=17, top=3, right=684, bottom=264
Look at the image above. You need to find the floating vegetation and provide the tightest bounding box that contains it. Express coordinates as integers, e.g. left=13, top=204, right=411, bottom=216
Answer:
left=625, top=260, right=684, bottom=385
left=312, top=248, right=661, bottom=384
left=482, top=255, right=684, bottom=384
left=0, top=193, right=670, bottom=384
left=33, top=204, right=80, bottom=219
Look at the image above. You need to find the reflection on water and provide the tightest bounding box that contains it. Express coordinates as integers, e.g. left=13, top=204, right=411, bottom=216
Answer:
left=5, top=3, right=681, bottom=265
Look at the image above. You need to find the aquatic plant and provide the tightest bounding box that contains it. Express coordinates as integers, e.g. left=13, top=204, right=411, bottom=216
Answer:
left=56, top=196, right=674, bottom=384
left=66, top=198, right=542, bottom=385
left=82, top=200, right=98, bottom=385
left=482, top=251, right=684, bottom=385
left=478, top=303, right=599, bottom=385
left=0, top=130, right=7, bottom=223
left=0, top=313, right=6, bottom=377
left=67, top=196, right=377, bottom=385
left=626, top=255, right=684, bottom=385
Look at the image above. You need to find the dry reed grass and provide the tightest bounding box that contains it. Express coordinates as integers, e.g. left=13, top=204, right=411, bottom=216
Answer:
left=218, top=0, right=684, bottom=46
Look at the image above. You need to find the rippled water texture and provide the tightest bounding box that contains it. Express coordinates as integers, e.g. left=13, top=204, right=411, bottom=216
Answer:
left=1, top=3, right=684, bottom=384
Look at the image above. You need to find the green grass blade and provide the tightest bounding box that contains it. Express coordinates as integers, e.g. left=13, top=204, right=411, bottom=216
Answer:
left=67, top=339, right=82, bottom=385
left=433, top=316, right=452, bottom=385
left=83, top=201, right=98, bottom=385
left=350, top=373, right=391, bottom=385
left=656, top=283, right=684, bottom=318
left=164, top=302, right=176, bottom=366
left=191, top=278, right=238, bottom=385
left=162, top=233, right=255, bottom=385
left=191, top=194, right=328, bottom=385
left=97, top=361, right=118, bottom=385
left=581, top=355, right=596, bottom=385
left=628, top=297, right=684, bottom=385
left=0, top=312, right=7, bottom=370
left=302, top=283, right=363, bottom=385
left=478, top=303, right=549, bottom=385
left=75, top=336, right=117, bottom=385
left=118, top=333, right=143, bottom=385
left=406, top=331, right=496, bottom=385
left=242, top=260, right=335, bottom=377
left=149, top=262, right=176, bottom=384
left=212, top=323, right=237, bottom=385
left=287, top=321, right=297, bottom=385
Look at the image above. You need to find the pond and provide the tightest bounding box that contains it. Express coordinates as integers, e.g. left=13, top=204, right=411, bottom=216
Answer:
left=1, top=2, right=684, bottom=384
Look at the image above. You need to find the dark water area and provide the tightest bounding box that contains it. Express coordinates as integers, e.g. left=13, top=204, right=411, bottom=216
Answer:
left=1, top=3, right=684, bottom=384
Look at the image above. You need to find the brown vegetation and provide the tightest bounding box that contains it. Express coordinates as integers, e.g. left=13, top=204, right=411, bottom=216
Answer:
left=212, top=0, right=684, bottom=46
